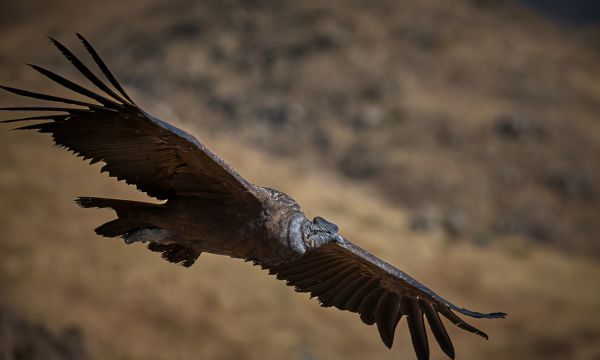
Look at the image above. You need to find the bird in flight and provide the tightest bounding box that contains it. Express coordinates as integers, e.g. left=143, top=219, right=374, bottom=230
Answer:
left=1, top=35, right=505, bottom=360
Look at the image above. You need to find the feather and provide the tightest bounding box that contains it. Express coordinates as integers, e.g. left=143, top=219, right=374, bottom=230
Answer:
left=318, top=272, right=362, bottom=306
left=27, top=63, right=121, bottom=108
left=357, top=288, right=384, bottom=325
left=421, top=300, right=455, bottom=359
left=375, top=292, right=402, bottom=348
left=330, top=276, right=370, bottom=310
left=436, top=305, right=489, bottom=339
left=1, top=114, right=67, bottom=123
left=147, top=243, right=200, bottom=267
left=0, top=84, right=98, bottom=108
left=305, top=265, right=358, bottom=299
left=277, top=258, right=341, bottom=282
left=273, top=256, right=338, bottom=278
left=76, top=33, right=134, bottom=103
left=407, top=298, right=429, bottom=360
left=344, top=277, right=379, bottom=312
left=0, top=106, right=81, bottom=112
left=47, top=37, right=129, bottom=104
left=292, top=261, right=349, bottom=289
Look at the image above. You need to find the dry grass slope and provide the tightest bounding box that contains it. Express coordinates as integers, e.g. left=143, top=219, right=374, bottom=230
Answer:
left=2, top=123, right=600, bottom=359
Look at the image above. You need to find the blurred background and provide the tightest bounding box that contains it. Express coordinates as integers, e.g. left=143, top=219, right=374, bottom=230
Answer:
left=1, top=0, right=599, bottom=359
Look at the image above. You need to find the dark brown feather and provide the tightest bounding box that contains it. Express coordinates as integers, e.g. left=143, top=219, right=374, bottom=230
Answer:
left=344, top=277, right=380, bottom=312
left=76, top=33, right=134, bottom=103
left=375, top=292, right=402, bottom=348
left=357, top=288, right=384, bottom=325
left=2, top=36, right=262, bottom=212
left=291, top=262, right=350, bottom=289
left=48, top=36, right=130, bottom=104
left=329, top=275, right=371, bottom=310
left=318, top=271, right=362, bottom=306
left=436, top=304, right=488, bottom=340
left=407, top=298, right=429, bottom=360
left=268, top=242, right=503, bottom=359
left=421, top=300, right=455, bottom=359
left=305, top=265, right=358, bottom=299
left=147, top=243, right=201, bottom=267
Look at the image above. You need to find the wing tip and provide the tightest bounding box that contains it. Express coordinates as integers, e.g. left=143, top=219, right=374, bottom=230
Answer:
left=489, top=311, right=508, bottom=319
left=377, top=321, right=396, bottom=349
left=455, top=307, right=507, bottom=319
left=47, top=35, right=64, bottom=50
left=0, top=84, right=15, bottom=92
left=75, top=32, right=87, bottom=43
left=73, top=33, right=135, bottom=104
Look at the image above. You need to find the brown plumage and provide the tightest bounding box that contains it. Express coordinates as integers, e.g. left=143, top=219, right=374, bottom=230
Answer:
left=1, top=35, right=506, bottom=360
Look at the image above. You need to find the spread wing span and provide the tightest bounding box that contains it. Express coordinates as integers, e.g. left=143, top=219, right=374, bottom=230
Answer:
left=268, top=240, right=506, bottom=360
left=0, top=34, right=260, bottom=212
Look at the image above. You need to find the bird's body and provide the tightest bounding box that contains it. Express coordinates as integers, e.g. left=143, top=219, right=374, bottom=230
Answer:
left=87, top=186, right=313, bottom=267
left=1, top=35, right=505, bottom=360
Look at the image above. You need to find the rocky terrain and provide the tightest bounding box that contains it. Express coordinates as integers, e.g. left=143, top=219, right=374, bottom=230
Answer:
left=0, top=305, right=86, bottom=360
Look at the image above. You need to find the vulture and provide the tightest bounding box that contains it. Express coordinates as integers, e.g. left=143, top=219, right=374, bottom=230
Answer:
left=0, top=35, right=505, bottom=360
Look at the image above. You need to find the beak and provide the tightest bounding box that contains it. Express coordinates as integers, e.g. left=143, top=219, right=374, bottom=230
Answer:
left=334, top=234, right=346, bottom=244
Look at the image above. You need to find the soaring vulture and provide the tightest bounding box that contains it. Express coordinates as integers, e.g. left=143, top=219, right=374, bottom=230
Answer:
left=1, top=35, right=505, bottom=360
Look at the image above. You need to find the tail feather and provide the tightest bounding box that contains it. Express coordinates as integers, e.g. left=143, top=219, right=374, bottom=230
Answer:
left=77, top=196, right=200, bottom=267
left=94, top=218, right=135, bottom=238
left=76, top=196, right=162, bottom=237
left=76, top=196, right=162, bottom=215
left=75, top=196, right=162, bottom=209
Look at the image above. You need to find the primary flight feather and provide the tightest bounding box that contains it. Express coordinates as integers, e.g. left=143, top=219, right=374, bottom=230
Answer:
left=1, top=35, right=505, bottom=360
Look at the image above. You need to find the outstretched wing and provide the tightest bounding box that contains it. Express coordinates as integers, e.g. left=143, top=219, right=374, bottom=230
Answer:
left=268, top=240, right=506, bottom=360
left=0, top=34, right=260, bottom=213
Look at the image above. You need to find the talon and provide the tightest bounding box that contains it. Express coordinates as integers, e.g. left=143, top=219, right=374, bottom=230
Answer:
left=124, top=228, right=169, bottom=245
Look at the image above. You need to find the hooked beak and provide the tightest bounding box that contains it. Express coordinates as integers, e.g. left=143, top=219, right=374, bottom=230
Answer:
left=334, top=234, right=346, bottom=244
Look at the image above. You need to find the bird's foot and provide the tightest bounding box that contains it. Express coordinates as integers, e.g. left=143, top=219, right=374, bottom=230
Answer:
left=124, top=228, right=169, bottom=245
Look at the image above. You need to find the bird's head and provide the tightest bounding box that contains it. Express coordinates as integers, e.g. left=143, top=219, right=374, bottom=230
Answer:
left=304, top=216, right=345, bottom=247
left=313, top=216, right=339, bottom=234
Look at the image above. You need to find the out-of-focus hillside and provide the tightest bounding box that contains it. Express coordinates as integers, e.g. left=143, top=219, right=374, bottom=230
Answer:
left=0, top=305, right=87, bottom=360
left=1, top=0, right=600, bottom=360
left=2, top=0, right=600, bottom=255
left=2, top=129, right=600, bottom=360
